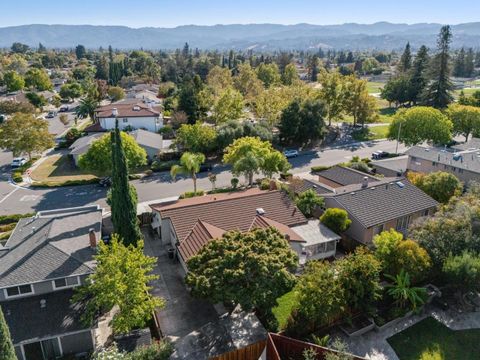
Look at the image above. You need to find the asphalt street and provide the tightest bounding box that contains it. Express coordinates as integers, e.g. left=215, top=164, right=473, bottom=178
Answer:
left=0, top=140, right=407, bottom=215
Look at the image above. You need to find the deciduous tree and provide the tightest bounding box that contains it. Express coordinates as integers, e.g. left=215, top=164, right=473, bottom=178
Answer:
left=407, top=171, right=462, bottom=203
left=24, top=68, right=52, bottom=91
left=446, top=104, right=480, bottom=141
left=107, top=86, right=125, bottom=101
left=295, top=189, right=324, bottom=218
left=3, top=71, right=24, bottom=92
left=174, top=122, right=217, bottom=154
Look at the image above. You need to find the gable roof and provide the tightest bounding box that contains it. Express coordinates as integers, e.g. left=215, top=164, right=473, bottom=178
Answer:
left=249, top=215, right=304, bottom=242
left=0, top=206, right=102, bottom=288
left=131, top=129, right=163, bottom=150
left=371, top=155, right=408, bottom=173
left=332, top=179, right=438, bottom=228
left=152, top=189, right=307, bottom=251
left=95, top=100, right=160, bottom=118
left=178, top=220, right=226, bottom=261
left=315, top=165, right=379, bottom=186
left=69, top=133, right=104, bottom=155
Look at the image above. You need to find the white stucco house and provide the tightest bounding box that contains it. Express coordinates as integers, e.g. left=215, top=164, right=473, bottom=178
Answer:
left=94, top=99, right=163, bottom=133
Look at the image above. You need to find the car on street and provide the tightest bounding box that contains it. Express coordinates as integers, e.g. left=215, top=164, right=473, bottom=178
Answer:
left=59, top=105, right=69, bottom=112
left=199, top=164, right=213, bottom=173
left=46, top=111, right=57, bottom=118
left=283, top=149, right=299, bottom=158
left=98, top=177, right=112, bottom=187
left=11, top=157, right=27, bottom=168
left=371, top=151, right=389, bottom=160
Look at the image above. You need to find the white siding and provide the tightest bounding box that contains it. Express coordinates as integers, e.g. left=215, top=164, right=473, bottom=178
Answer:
left=99, top=115, right=163, bottom=133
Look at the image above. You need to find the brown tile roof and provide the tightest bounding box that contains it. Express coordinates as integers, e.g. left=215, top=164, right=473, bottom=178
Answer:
left=84, top=121, right=107, bottom=133
left=249, top=216, right=304, bottom=242
left=178, top=220, right=225, bottom=260
left=95, top=101, right=160, bottom=118
left=152, top=190, right=307, bottom=253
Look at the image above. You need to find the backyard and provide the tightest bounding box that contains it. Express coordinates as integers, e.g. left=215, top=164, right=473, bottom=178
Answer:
left=272, top=290, right=297, bottom=330
left=387, top=317, right=480, bottom=360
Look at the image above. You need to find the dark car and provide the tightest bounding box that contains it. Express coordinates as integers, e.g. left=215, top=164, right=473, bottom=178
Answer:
left=199, top=164, right=213, bottom=173
left=98, top=177, right=112, bottom=187
left=371, top=151, right=389, bottom=160
left=59, top=105, right=69, bottom=112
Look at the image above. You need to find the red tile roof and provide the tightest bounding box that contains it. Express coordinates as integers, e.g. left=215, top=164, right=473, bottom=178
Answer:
left=249, top=216, right=304, bottom=242
left=178, top=220, right=225, bottom=260
left=95, top=101, right=160, bottom=118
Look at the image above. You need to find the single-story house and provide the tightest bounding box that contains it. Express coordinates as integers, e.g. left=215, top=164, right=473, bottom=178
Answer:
left=149, top=189, right=341, bottom=272
left=313, top=165, right=380, bottom=188
left=406, top=144, right=480, bottom=184
left=0, top=205, right=108, bottom=360
left=127, top=89, right=160, bottom=104
left=69, top=133, right=104, bottom=166
left=94, top=99, right=163, bottom=133
left=371, top=155, right=408, bottom=177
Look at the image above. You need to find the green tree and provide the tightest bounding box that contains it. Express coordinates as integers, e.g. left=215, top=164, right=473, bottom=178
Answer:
left=453, top=48, right=466, bottom=77
left=422, top=25, right=454, bottom=108
left=223, top=136, right=288, bottom=185
left=206, top=65, right=233, bottom=97
left=0, top=305, right=16, bottom=360
left=373, top=229, right=431, bottom=282
left=25, top=92, right=47, bottom=108
left=24, top=68, right=52, bottom=91
left=318, top=70, right=345, bottom=125
left=178, top=75, right=207, bottom=123
left=337, top=247, right=382, bottom=312
left=409, top=45, right=430, bottom=105
left=344, top=76, right=378, bottom=126
left=216, top=120, right=272, bottom=149
left=170, top=152, right=205, bottom=193
left=388, top=107, right=452, bottom=146
left=78, top=132, right=147, bottom=175
left=381, top=75, right=412, bottom=107
left=281, top=63, right=299, bottom=86
left=443, top=252, right=480, bottom=294
left=110, top=121, right=143, bottom=246
left=107, top=86, right=125, bottom=101
left=256, top=62, right=281, bottom=88
left=262, top=150, right=291, bottom=179
left=174, top=122, right=217, bottom=154
left=233, top=63, right=263, bottom=104
left=11, top=42, right=29, bottom=54
left=398, top=42, right=412, bottom=73
left=73, top=235, right=164, bottom=334
left=408, top=171, right=462, bottom=203
left=0, top=113, right=54, bottom=159
left=0, top=101, right=35, bottom=115
left=75, top=44, right=87, bottom=59
left=320, top=208, right=351, bottom=234
left=385, top=270, right=427, bottom=311
left=75, top=96, right=99, bottom=119
left=186, top=227, right=297, bottom=322
left=3, top=71, right=24, bottom=92
left=211, top=87, right=244, bottom=125
left=295, top=189, right=324, bottom=218
left=59, top=82, right=83, bottom=101
left=446, top=104, right=480, bottom=141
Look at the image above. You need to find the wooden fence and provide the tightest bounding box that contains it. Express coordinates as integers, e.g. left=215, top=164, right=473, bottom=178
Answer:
left=209, top=340, right=266, bottom=360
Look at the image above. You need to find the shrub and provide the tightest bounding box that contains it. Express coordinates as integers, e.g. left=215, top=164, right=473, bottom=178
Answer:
left=179, top=190, right=205, bottom=199
left=260, top=178, right=271, bottom=190
left=0, top=231, right=13, bottom=241
left=144, top=169, right=153, bottom=176
left=311, top=165, right=332, bottom=173
left=320, top=208, right=352, bottom=233
left=151, top=160, right=179, bottom=172
left=348, top=161, right=371, bottom=174
left=12, top=171, right=23, bottom=183
left=158, top=125, right=175, bottom=139
left=0, top=213, right=34, bottom=225
left=0, top=223, right=17, bottom=233
left=127, top=341, right=173, bottom=360
left=231, top=177, right=239, bottom=189
left=295, top=189, right=324, bottom=218
left=32, top=178, right=100, bottom=188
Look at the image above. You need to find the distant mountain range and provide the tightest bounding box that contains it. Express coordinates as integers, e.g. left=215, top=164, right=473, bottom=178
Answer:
left=1, top=22, right=480, bottom=51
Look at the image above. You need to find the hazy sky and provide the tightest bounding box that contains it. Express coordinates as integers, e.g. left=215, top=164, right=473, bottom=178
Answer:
left=1, top=0, right=479, bottom=28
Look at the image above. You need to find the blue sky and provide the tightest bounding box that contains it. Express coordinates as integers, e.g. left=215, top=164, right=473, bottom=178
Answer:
left=1, top=0, right=479, bottom=28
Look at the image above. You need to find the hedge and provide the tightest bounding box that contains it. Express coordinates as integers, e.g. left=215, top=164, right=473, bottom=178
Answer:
left=311, top=165, right=332, bottom=173
left=32, top=178, right=100, bottom=188
left=0, top=223, right=18, bottom=233
left=179, top=190, right=205, bottom=199
left=0, top=213, right=35, bottom=225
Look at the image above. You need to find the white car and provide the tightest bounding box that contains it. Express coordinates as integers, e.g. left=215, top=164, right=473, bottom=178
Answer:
left=11, top=157, right=27, bottom=168
left=283, top=149, right=299, bottom=158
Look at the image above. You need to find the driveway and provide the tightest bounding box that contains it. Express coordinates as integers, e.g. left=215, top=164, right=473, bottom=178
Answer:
left=143, top=229, right=219, bottom=340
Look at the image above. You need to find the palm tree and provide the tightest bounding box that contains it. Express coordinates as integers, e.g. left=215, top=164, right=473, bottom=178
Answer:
left=385, top=270, right=427, bottom=311
left=170, top=152, right=205, bottom=193
left=75, top=96, right=99, bottom=120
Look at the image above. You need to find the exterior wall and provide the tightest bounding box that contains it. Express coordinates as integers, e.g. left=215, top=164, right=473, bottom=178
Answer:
left=289, top=241, right=336, bottom=261
left=316, top=175, right=341, bottom=188
left=60, top=330, right=94, bottom=356
left=99, top=115, right=163, bottom=133
left=373, top=165, right=401, bottom=178
left=142, top=145, right=161, bottom=160
left=407, top=155, right=480, bottom=184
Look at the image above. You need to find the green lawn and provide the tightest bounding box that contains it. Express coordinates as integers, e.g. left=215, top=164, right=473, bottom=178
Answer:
left=352, top=125, right=390, bottom=141
left=367, top=81, right=385, bottom=94
left=272, top=290, right=298, bottom=330
left=30, top=154, right=98, bottom=184
left=387, top=317, right=480, bottom=360
left=454, top=88, right=479, bottom=98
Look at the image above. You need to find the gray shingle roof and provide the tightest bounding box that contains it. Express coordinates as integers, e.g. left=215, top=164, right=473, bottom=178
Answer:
left=315, top=166, right=379, bottom=186
left=69, top=133, right=104, bottom=155
left=371, top=156, right=408, bottom=173
left=452, top=137, right=480, bottom=151
left=332, top=179, right=438, bottom=228
left=406, top=145, right=480, bottom=174
left=1, top=289, right=89, bottom=343
left=131, top=129, right=163, bottom=150
left=0, top=206, right=102, bottom=287
left=295, top=179, right=335, bottom=195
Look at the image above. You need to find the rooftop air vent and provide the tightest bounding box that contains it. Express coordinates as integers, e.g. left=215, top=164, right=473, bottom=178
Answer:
left=133, top=105, right=141, bottom=111
left=395, top=181, right=405, bottom=188
left=256, top=208, right=265, bottom=215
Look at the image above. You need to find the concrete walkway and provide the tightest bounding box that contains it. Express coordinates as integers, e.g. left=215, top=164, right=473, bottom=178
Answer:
left=142, top=229, right=219, bottom=341
left=341, top=305, right=480, bottom=360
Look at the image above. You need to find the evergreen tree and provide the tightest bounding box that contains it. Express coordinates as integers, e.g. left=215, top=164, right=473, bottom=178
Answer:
left=465, top=48, right=475, bottom=77
left=423, top=25, right=454, bottom=108
left=453, top=48, right=466, bottom=77
left=398, top=42, right=412, bottom=73
left=409, top=45, right=429, bottom=104
left=110, top=120, right=142, bottom=246
left=75, top=44, right=86, bottom=60
left=0, top=306, right=16, bottom=360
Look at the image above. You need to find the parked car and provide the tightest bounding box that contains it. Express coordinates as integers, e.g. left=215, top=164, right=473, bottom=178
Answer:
left=11, top=157, right=27, bottom=168
left=98, top=177, right=112, bottom=187
left=59, top=105, right=69, bottom=112
left=371, top=151, right=389, bottom=160
left=46, top=111, right=57, bottom=118
left=199, top=164, right=213, bottom=173
left=283, top=149, right=299, bottom=158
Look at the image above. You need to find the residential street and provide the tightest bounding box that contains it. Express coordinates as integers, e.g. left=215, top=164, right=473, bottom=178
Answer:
left=0, top=139, right=407, bottom=215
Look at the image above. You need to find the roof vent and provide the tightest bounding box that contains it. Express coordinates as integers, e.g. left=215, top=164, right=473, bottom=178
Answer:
left=362, top=176, right=368, bottom=188
left=256, top=208, right=265, bottom=215
left=31, top=226, right=36, bottom=234
left=40, top=299, right=46, bottom=308
left=133, top=105, right=141, bottom=111
left=396, top=181, right=405, bottom=188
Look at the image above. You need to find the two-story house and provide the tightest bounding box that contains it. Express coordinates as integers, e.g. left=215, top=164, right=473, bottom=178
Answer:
left=92, top=99, right=163, bottom=133
left=0, top=205, right=105, bottom=360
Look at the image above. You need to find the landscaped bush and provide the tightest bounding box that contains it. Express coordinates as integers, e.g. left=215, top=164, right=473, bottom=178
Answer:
left=320, top=208, right=352, bottom=234
left=348, top=161, right=371, bottom=174
left=0, top=231, right=12, bottom=241
left=127, top=341, right=173, bottom=360
left=12, top=171, right=23, bottom=183
left=179, top=190, right=205, bottom=199
left=260, top=178, right=271, bottom=190
left=0, top=213, right=34, bottom=225
left=311, top=165, right=332, bottom=173
left=0, top=223, right=17, bottom=233
left=151, top=160, right=179, bottom=172
left=32, top=178, right=100, bottom=188
left=208, top=187, right=241, bottom=194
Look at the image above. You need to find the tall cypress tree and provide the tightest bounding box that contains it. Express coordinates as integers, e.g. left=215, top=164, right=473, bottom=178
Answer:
left=398, top=42, right=412, bottom=73
left=422, top=25, right=454, bottom=108
left=110, top=120, right=142, bottom=246
left=0, top=306, right=16, bottom=360
left=409, top=45, right=429, bottom=105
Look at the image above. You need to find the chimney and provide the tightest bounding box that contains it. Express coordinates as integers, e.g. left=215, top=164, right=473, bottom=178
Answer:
left=362, top=176, right=368, bottom=188
left=89, top=228, right=97, bottom=249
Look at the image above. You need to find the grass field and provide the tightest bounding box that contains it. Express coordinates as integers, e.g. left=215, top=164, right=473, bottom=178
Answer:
left=352, top=125, right=390, bottom=141
left=387, top=317, right=480, bottom=360
left=30, top=154, right=97, bottom=184
left=454, top=88, right=479, bottom=98
left=272, top=290, right=298, bottom=330
left=367, top=81, right=385, bottom=94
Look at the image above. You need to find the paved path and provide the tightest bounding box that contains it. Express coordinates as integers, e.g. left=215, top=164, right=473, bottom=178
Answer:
left=342, top=306, right=480, bottom=360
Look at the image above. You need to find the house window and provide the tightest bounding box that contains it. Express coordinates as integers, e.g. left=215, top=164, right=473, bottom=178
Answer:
left=423, top=209, right=430, bottom=216
left=432, top=161, right=437, bottom=166
left=458, top=168, right=464, bottom=173
left=53, top=276, right=79, bottom=290
left=396, top=215, right=411, bottom=231
left=411, top=156, right=417, bottom=161
left=326, top=241, right=336, bottom=252
left=373, top=224, right=384, bottom=236
left=5, top=284, right=33, bottom=298
left=122, top=118, right=128, bottom=123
